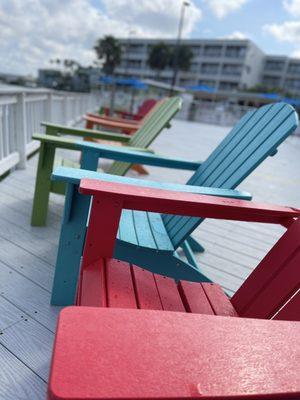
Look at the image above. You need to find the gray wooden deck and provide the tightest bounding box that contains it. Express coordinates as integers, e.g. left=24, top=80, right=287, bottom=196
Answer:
left=0, top=119, right=299, bottom=399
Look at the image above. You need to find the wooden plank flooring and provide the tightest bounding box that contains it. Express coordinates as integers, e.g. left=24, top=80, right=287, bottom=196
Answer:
left=0, top=119, right=299, bottom=398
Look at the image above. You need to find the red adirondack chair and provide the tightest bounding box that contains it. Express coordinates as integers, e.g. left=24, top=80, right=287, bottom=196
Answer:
left=102, top=98, right=157, bottom=121
left=76, top=180, right=300, bottom=319
left=48, top=181, right=300, bottom=399
left=85, top=99, right=159, bottom=135
left=49, top=308, right=300, bottom=400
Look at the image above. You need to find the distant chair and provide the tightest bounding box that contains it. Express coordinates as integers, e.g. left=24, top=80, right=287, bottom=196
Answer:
left=31, top=97, right=182, bottom=227
left=85, top=99, right=159, bottom=135
left=101, top=98, right=157, bottom=121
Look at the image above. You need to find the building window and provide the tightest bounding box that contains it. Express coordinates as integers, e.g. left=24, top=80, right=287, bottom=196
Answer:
left=190, top=62, right=199, bottom=73
left=287, top=63, right=300, bottom=75
left=225, top=46, right=246, bottom=58
left=200, top=63, right=219, bottom=74
left=265, top=60, right=285, bottom=71
left=219, top=81, right=239, bottom=91
left=128, top=44, right=144, bottom=53
left=203, top=45, right=222, bottom=57
left=126, top=60, right=142, bottom=69
left=191, top=46, right=201, bottom=56
left=262, top=75, right=281, bottom=87
left=222, top=64, right=242, bottom=76
left=198, top=79, right=216, bottom=88
left=285, top=78, right=300, bottom=89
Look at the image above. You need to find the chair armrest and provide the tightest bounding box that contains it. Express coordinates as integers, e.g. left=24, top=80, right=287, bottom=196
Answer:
left=41, top=122, right=131, bottom=143
left=34, top=134, right=201, bottom=171
left=80, top=179, right=299, bottom=226
left=79, top=180, right=299, bottom=260
left=52, top=166, right=251, bottom=201
left=84, top=115, right=139, bottom=131
left=87, top=113, right=140, bottom=125
left=80, top=142, right=201, bottom=170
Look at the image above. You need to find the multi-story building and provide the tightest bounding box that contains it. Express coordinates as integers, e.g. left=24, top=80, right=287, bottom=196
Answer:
left=115, top=38, right=300, bottom=97
left=262, top=55, right=300, bottom=96
left=115, top=38, right=265, bottom=92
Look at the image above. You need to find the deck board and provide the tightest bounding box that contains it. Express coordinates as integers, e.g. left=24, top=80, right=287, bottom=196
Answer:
left=0, top=119, right=299, bottom=398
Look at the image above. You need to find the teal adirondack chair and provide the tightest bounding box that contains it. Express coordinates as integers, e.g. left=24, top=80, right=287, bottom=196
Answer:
left=50, top=102, right=298, bottom=305
left=31, top=97, right=181, bottom=226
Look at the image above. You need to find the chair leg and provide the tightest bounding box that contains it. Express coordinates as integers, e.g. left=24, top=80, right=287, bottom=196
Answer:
left=186, top=235, right=205, bottom=253
left=31, top=143, right=55, bottom=226
left=181, top=240, right=200, bottom=270
left=131, top=164, right=149, bottom=175
left=51, top=183, right=90, bottom=306
left=51, top=150, right=100, bottom=305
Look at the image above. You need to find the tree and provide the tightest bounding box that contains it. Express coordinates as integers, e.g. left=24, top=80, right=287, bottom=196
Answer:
left=94, top=35, right=121, bottom=76
left=148, top=42, right=171, bottom=78
left=245, top=84, right=290, bottom=96
left=169, top=45, right=193, bottom=72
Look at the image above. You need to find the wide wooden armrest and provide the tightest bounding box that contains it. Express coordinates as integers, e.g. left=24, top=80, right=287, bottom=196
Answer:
left=34, top=133, right=202, bottom=171
left=48, top=307, right=300, bottom=400
left=41, top=122, right=131, bottom=143
left=87, top=112, right=140, bottom=125
left=79, top=179, right=300, bottom=225
left=52, top=166, right=251, bottom=201
left=84, top=115, right=139, bottom=131
left=80, top=142, right=202, bottom=170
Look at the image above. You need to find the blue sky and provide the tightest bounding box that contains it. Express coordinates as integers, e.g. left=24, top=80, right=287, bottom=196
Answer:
left=189, top=0, right=297, bottom=56
left=1, top=0, right=300, bottom=75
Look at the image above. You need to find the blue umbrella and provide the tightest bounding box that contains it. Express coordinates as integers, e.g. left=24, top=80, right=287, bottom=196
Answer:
left=257, top=93, right=281, bottom=100
left=99, top=76, right=148, bottom=90
left=186, top=84, right=216, bottom=93
left=282, top=97, right=300, bottom=107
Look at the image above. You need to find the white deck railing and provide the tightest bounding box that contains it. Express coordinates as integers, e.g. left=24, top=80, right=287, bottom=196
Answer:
left=0, top=88, right=101, bottom=176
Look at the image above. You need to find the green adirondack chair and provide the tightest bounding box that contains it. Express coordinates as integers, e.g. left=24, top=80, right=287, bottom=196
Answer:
left=31, top=96, right=182, bottom=226
left=49, top=102, right=298, bottom=305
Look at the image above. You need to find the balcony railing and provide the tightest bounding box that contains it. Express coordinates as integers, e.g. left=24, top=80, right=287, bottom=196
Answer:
left=0, top=88, right=101, bottom=176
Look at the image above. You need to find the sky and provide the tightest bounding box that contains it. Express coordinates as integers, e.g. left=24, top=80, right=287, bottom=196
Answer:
left=1, top=0, right=300, bottom=75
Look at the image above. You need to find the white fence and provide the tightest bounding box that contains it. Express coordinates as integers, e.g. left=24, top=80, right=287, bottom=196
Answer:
left=0, top=88, right=101, bottom=176
left=188, top=100, right=255, bottom=127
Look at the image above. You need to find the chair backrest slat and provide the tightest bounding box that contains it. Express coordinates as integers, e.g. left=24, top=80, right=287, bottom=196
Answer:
left=136, top=99, right=157, bottom=121
left=231, top=218, right=300, bottom=320
left=107, top=97, right=182, bottom=176
left=162, top=103, right=298, bottom=248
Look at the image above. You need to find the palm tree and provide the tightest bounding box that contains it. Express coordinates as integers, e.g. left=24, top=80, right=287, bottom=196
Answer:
left=94, top=35, right=122, bottom=76
left=169, top=45, right=193, bottom=88
left=148, top=42, right=171, bottom=79
left=94, top=35, right=122, bottom=115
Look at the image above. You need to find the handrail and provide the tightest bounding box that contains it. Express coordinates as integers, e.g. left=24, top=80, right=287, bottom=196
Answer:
left=0, top=88, right=102, bottom=176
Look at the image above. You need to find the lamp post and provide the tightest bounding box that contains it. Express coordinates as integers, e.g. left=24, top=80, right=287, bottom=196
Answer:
left=170, top=0, right=190, bottom=95
left=125, top=29, right=136, bottom=76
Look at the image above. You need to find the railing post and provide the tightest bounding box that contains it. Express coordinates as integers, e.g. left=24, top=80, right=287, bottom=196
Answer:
left=63, top=95, right=68, bottom=124
left=46, top=92, right=53, bottom=122
left=15, top=92, right=27, bottom=169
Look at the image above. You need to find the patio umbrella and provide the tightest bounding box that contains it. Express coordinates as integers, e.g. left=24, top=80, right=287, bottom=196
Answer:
left=99, top=76, right=148, bottom=114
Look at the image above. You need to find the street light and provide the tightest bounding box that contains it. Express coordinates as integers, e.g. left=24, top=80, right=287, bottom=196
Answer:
left=170, top=0, right=190, bottom=95
left=125, top=29, right=136, bottom=76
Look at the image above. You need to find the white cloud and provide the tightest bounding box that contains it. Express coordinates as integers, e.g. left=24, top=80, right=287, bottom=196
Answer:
left=291, top=49, right=300, bottom=58
left=102, top=0, right=202, bottom=38
left=223, top=30, right=248, bottom=39
left=283, top=0, right=300, bottom=17
left=263, top=20, right=300, bottom=43
left=263, top=20, right=300, bottom=59
left=0, top=0, right=202, bottom=75
left=204, top=0, right=248, bottom=19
